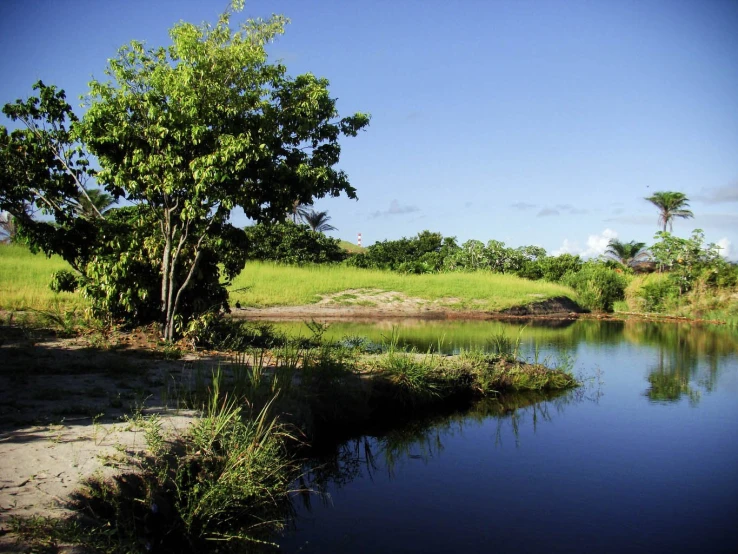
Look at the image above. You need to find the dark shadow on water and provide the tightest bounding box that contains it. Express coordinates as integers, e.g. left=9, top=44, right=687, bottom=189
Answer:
left=295, top=384, right=599, bottom=508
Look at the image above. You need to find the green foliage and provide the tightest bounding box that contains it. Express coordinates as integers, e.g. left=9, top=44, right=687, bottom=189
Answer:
left=2, top=4, right=369, bottom=340
left=537, top=253, right=583, bottom=282
left=243, top=220, right=347, bottom=264
left=77, top=7, right=368, bottom=340
left=443, top=239, right=488, bottom=271
left=49, top=269, right=78, bottom=293
left=650, top=229, right=726, bottom=293
left=348, top=230, right=455, bottom=271
left=175, top=392, right=296, bottom=542
left=639, top=278, right=678, bottom=312
left=713, top=262, right=738, bottom=289
left=72, top=206, right=246, bottom=327
left=562, top=262, right=627, bottom=312
left=1, top=81, right=99, bottom=233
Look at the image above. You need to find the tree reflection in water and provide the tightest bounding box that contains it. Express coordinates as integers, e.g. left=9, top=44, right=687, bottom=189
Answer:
left=624, top=321, right=737, bottom=404
left=296, top=380, right=602, bottom=505
left=274, top=318, right=736, bottom=406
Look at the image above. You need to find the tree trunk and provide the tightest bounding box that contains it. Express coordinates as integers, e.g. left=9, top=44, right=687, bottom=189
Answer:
left=160, top=208, right=172, bottom=325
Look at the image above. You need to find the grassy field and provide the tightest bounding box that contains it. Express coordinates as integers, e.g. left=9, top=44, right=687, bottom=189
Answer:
left=0, top=244, right=86, bottom=312
left=0, top=245, right=576, bottom=314
left=229, top=261, right=576, bottom=310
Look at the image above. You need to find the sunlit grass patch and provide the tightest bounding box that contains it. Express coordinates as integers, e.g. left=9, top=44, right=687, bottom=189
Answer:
left=0, top=244, right=87, bottom=312
left=229, top=262, right=577, bottom=311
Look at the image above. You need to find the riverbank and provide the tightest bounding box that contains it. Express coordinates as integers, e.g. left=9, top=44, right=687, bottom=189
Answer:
left=0, top=321, right=578, bottom=551
left=233, top=289, right=584, bottom=320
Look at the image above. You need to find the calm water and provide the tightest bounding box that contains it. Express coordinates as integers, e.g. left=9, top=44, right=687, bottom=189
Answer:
left=275, top=319, right=738, bottom=553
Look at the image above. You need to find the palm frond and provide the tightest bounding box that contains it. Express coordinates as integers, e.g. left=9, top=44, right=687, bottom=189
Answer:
left=300, top=209, right=337, bottom=233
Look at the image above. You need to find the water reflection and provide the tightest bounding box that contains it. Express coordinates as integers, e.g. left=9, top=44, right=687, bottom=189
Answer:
left=272, top=318, right=737, bottom=403
left=622, top=321, right=731, bottom=404
left=299, top=385, right=598, bottom=498
left=274, top=320, right=738, bottom=553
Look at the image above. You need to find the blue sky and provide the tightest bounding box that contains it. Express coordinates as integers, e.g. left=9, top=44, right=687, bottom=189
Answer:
left=1, top=0, right=736, bottom=258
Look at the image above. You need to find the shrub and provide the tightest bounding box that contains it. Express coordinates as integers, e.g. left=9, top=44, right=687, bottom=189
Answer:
left=562, top=263, right=627, bottom=312
left=650, top=230, right=724, bottom=294
left=348, top=230, right=455, bottom=271
left=516, top=260, right=544, bottom=280
left=538, top=254, right=583, bottom=282
left=243, top=221, right=347, bottom=264
left=640, top=278, right=679, bottom=312
left=49, top=269, right=78, bottom=293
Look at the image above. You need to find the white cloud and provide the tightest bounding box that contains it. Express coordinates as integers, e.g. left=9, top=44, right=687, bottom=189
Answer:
left=585, top=228, right=618, bottom=257
left=552, top=238, right=580, bottom=256
left=716, top=237, right=732, bottom=259
left=552, top=229, right=618, bottom=258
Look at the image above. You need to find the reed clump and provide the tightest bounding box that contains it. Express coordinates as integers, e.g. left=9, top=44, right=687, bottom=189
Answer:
left=14, top=379, right=300, bottom=553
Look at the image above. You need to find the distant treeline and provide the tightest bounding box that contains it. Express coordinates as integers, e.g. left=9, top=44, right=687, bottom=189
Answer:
left=243, top=225, right=629, bottom=311
left=244, top=225, right=582, bottom=275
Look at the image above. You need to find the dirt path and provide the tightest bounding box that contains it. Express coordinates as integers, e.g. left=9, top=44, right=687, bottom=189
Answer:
left=0, top=330, right=209, bottom=549
left=233, top=289, right=584, bottom=321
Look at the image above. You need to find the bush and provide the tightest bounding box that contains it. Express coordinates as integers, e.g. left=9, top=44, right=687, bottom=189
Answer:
left=243, top=221, right=346, bottom=264
left=640, top=278, right=679, bottom=312
left=538, top=254, right=583, bottom=282
left=650, top=230, right=724, bottom=294
left=349, top=230, right=455, bottom=271
left=705, top=262, right=738, bottom=289
left=562, top=263, right=627, bottom=312
left=516, top=260, right=544, bottom=280
left=49, top=270, right=78, bottom=293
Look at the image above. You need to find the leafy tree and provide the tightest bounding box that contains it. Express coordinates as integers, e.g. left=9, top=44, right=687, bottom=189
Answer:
left=72, top=3, right=368, bottom=340
left=650, top=230, right=726, bottom=293
left=1, top=82, right=104, bottom=271
left=300, top=209, right=336, bottom=232
left=645, top=191, right=694, bottom=232
left=484, top=240, right=519, bottom=273
left=444, top=240, right=489, bottom=271
left=604, top=239, right=649, bottom=268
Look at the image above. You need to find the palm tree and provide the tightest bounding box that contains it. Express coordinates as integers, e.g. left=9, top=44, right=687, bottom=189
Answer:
left=300, top=209, right=337, bottom=232
left=73, top=188, right=116, bottom=218
left=605, top=239, right=649, bottom=268
left=645, top=191, right=694, bottom=232
left=288, top=200, right=309, bottom=223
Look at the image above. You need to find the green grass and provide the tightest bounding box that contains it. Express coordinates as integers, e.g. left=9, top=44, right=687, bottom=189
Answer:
left=339, top=240, right=366, bottom=253
left=619, top=270, right=738, bottom=324
left=229, top=262, right=577, bottom=311
left=0, top=243, right=87, bottom=312
left=1, top=245, right=576, bottom=315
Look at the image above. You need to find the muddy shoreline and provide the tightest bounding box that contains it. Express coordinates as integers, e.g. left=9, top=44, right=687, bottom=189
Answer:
left=232, top=295, right=586, bottom=321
